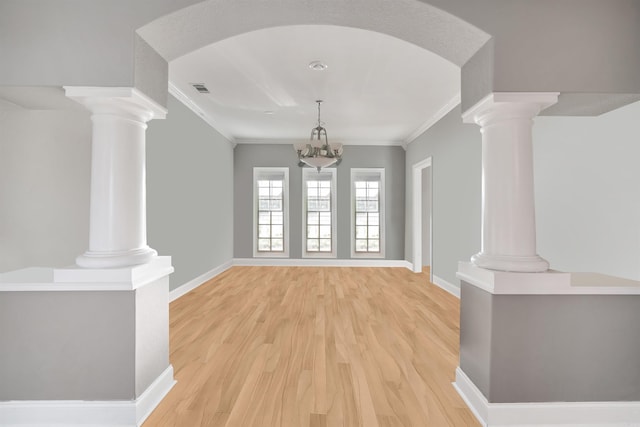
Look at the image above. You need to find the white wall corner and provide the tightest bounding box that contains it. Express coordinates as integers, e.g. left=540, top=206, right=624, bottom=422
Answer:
left=169, top=259, right=234, bottom=302
left=453, top=367, right=640, bottom=427
left=432, top=274, right=460, bottom=298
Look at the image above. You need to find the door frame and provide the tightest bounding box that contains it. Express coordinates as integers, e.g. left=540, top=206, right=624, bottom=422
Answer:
left=412, top=157, right=433, bottom=282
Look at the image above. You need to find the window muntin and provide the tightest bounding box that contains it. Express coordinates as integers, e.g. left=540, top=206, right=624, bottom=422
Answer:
left=354, top=180, right=380, bottom=253
left=351, top=168, right=385, bottom=258
left=257, top=179, right=284, bottom=252
left=303, top=168, right=337, bottom=257
left=253, top=168, right=289, bottom=257
left=306, top=180, right=332, bottom=252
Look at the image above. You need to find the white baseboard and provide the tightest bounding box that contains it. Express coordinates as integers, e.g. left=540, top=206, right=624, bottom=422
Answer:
left=0, top=365, right=175, bottom=427
left=233, top=258, right=413, bottom=269
left=453, top=367, right=640, bottom=427
left=135, top=365, right=176, bottom=425
left=169, top=259, right=233, bottom=302
left=432, top=274, right=460, bottom=298
left=170, top=259, right=413, bottom=303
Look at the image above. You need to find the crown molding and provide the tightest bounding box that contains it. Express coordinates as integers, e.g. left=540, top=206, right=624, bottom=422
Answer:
left=168, top=81, right=457, bottom=150
left=404, top=92, right=461, bottom=145
left=235, top=138, right=404, bottom=147
left=167, top=82, right=236, bottom=146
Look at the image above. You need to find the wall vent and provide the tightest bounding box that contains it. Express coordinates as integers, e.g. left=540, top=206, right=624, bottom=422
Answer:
left=191, top=83, right=209, bottom=94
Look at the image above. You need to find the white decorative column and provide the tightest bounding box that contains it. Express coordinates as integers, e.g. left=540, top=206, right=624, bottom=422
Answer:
left=0, top=87, right=175, bottom=426
left=462, top=92, right=558, bottom=272
left=65, top=87, right=166, bottom=268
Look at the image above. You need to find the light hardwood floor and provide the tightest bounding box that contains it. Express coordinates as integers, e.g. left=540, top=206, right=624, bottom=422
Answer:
left=144, top=266, right=479, bottom=427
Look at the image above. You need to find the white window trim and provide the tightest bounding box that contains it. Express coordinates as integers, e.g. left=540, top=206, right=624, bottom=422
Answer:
left=302, top=167, right=337, bottom=258
left=351, top=168, right=385, bottom=259
left=253, top=167, right=290, bottom=258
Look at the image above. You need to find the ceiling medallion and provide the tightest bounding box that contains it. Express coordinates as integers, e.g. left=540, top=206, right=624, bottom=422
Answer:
left=294, top=100, right=343, bottom=172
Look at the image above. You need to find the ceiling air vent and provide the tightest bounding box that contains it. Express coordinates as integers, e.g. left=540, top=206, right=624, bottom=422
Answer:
left=191, top=83, right=209, bottom=94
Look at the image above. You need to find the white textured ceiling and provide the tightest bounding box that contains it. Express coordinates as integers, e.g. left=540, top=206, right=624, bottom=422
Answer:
left=169, top=25, right=460, bottom=145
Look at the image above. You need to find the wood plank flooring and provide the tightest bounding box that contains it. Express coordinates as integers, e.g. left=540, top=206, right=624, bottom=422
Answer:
left=144, top=266, right=479, bottom=427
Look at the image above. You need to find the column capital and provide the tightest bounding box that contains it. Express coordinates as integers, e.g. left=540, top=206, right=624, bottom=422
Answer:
left=462, top=92, right=559, bottom=125
left=64, top=86, right=167, bottom=122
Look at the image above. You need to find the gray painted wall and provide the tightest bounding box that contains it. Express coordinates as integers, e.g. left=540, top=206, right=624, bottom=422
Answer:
left=405, top=105, right=481, bottom=286
left=0, top=276, right=170, bottom=401
left=0, top=109, right=91, bottom=272
left=460, top=281, right=640, bottom=403
left=234, top=144, right=405, bottom=260
left=435, top=0, right=640, bottom=114
left=0, top=290, right=135, bottom=400
left=0, top=0, right=193, bottom=106
left=234, top=144, right=302, bottom=259
left=147, top=94, right=234, bottom=291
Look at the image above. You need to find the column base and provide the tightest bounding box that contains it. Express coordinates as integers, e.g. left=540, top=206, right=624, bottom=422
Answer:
left=471, top=252, right=549, bottom=273
left=76, top=246, right=158, bottom=268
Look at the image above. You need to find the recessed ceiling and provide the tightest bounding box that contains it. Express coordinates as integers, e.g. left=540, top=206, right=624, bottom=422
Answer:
left=169, top=25, right=460, bottom=145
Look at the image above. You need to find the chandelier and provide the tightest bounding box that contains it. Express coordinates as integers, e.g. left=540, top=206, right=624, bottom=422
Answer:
left=294, top=100, right=343, bottom=171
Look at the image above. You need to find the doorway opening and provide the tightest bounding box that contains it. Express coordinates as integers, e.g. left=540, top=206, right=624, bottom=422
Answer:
left=412, top=157, right=433, bottom=283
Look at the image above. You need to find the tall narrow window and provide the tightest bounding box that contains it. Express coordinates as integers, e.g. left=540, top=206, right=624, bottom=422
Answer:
left=351, top=168, right=385, bottom=258
left=303, top=168, right=337, bottom=258
left=253, top=167, right=289, bottom=257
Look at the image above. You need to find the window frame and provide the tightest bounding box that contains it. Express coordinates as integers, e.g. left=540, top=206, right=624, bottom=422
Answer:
left=302, top=167, right=337, bottom=258
left=351, top=168, right=385, bottom=259
left=253, top=167, right=290, bottom=258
